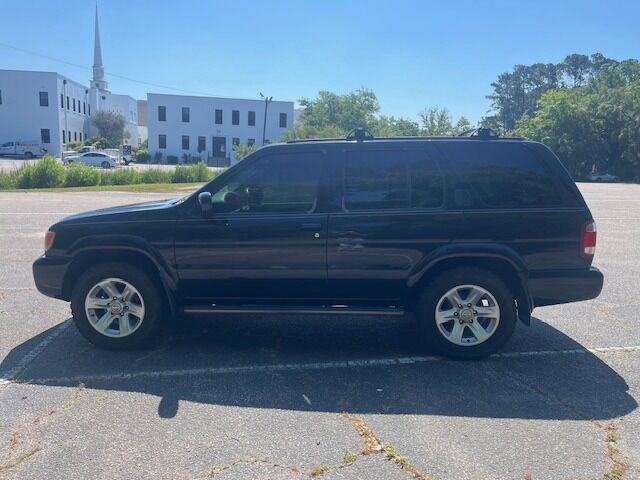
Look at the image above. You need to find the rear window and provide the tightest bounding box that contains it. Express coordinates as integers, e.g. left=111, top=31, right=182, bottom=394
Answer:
left=447, top=142, right=562, bottom=208
left=343, top=149, right=443, bottom=211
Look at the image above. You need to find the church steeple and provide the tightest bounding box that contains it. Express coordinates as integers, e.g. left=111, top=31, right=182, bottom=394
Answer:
left=91, top=4, right=108, bottom=92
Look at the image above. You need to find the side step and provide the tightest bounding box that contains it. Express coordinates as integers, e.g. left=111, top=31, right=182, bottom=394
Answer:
left=182, top=304, right=405, bottom=316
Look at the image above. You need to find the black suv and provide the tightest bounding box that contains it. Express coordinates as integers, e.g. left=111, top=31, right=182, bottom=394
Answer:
left=33, top=129, right=603, bottom=359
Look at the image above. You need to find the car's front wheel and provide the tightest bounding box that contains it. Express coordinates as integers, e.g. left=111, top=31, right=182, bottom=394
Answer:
left=101, top=161, right=111, bottom=169
left=71, top=263, right=165, bottom=349
left=415, top=268, right=517, bottom=360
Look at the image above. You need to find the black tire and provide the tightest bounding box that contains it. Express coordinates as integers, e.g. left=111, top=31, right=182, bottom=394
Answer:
left=101, top=161, right=111, bottom=169
left=24, top=152, right=33, bottom=159
left=415, top=267, right=517, bottom=360
left=71, top=262, right=165, bottom=350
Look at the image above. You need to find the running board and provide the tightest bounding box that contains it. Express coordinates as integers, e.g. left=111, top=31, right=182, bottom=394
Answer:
left=182, top=305, right=405, bottom=316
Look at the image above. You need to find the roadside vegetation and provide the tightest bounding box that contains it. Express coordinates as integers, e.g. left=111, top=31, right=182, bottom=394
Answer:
left=287, top=53, right=640, bottom=182
left=0, top=156, right=218, bottom=190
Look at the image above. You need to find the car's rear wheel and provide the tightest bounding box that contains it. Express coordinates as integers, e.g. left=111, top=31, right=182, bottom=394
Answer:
left=415, top=268, right=516, bottom=360
left=101, top=161, right=111, bottom=169
left=24, top=152, right=33, bottom=159
left=71, top=263, right=165, bottom=349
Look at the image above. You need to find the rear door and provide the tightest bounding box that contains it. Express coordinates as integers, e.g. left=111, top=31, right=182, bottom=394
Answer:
left=326, top=144, right=453, bottom=304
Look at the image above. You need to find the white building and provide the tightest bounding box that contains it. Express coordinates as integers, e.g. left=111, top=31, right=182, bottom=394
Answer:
left=0, top=69, right=91, bottom=156
left=147, top=93, right=294, bottom=165
left=0, top=7, right=143, bottom=156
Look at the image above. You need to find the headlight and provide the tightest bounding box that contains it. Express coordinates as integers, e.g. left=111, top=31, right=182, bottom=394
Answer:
left=44, top=230, right=55, bottom=251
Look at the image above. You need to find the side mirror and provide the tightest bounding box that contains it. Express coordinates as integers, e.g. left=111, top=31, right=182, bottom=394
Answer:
left=198, top=191, right=213, bottom=212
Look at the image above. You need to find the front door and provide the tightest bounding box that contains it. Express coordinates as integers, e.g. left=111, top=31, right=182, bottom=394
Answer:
left=174, top=149, right=328, bottom=305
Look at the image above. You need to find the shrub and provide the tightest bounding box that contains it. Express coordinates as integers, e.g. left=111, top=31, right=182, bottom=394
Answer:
left=171, top=165, right=194, bottom=183
left=18, top=156, right=66, bottom=189
left=0, top=169, right=22, bottom=190
left=171, top=162, right=214, bottom=183
left=136, top=149, right=151, bottom=163
left=166, top=155, right=179, bottom=165
left=190, top=161, right=212, bottom=182
left=65, top=141, right=82, bottom=151
left=141, top=168, right=172, bottom=184
left=65, top=162, right=100, bottom=187
left=100, top=168, right=142, bottom=185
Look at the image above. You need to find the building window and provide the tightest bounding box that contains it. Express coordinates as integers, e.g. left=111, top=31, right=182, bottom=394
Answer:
left=248, top=110, right=255, bottom=126
left=79, top=132, right=82, bottom=142
left=247, top=138, right=255, bottom=146
left=232, top=137, right=240, bottom=146
left=74, top=131, right=77, bottom=141
left=232, top=110, right=239, bottom=125
left=39, top=91, right=49, bottom=107
left=182, top=107, right=190, bottom=123
left=41, top=129, right=50, bottom=144
left=158, top=106, right=166, bottom=121
left=62, top=130, right=65, bottom=142
left=279, top=112, right=287, bottom=128
left=60, top=93, right=64, bottom=108
left=215, top=109, right=223, bottom=124
left=66, top=96, right=70, bottom=110
left=88, top=104, right=91, bottom=116
left=0, top=89, right=2, bottom=104
left=182, top=135, right=190, bottom=150
left=68, top=131, right=72, bottom=142
left=83, top=102, right=86, bottom=114
left=158, top=134, right=166, bottom=149
left=198, top=136, right=206, bottom=152
left=72, top=98, right=76, bottom=112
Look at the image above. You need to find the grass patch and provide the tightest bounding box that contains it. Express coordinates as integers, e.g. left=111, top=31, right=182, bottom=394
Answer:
left=3, top=182, right=203, bottom=193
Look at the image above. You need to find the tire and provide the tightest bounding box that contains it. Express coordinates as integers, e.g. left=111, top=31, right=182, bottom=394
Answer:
left=71, top=262, right=165, bottom=350
left=101, top=161, right=111, bottom=169
left=415, top=267, right=517, bottom=360
left=24, top=152, right=33, bottom=159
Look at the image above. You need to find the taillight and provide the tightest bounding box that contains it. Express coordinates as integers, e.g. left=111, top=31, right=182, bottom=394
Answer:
left=44, top=230, right=55, bottom=252
left=582, top=221, right=597, bottom=257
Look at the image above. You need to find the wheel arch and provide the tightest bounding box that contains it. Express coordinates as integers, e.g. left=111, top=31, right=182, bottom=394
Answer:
left=61, top=247, right=177, bottom=317
left=407, top=252, right=532, bottom=325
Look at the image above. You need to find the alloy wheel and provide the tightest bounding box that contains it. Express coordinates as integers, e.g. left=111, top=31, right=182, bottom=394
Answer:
left=84, top=278, right=145, bottom=338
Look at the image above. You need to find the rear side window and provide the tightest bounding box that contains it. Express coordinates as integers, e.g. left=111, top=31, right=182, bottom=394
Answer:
left=447, top=143, right=561, bottom=208
left=343, top=150, right=443, bottom=211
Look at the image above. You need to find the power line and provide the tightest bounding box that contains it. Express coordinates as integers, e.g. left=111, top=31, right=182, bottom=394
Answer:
left=0, top=40, right=218, bottom=97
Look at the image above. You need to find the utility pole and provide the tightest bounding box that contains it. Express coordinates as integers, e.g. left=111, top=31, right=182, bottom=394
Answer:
left=260, top=93, right=273, bottom=146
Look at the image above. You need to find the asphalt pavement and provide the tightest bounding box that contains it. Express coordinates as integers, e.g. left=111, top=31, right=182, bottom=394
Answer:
left=0, top=183, right=639, bottom=480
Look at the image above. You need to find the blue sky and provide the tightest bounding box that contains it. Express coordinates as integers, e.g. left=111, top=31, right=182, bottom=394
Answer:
left=2, top=0, right=639, bottom=123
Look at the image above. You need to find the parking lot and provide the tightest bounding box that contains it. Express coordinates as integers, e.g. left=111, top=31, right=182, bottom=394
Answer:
left=0, top=183, right=639, bottom=480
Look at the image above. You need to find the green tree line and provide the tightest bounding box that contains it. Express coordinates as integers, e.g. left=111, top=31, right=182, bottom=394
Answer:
left=287, top=53, right=640, bottom=181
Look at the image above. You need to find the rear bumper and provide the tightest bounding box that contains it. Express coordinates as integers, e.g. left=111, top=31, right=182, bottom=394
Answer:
left=33, top=255, right=69, bottom=300
left=528, top=266, right=604, bottom=308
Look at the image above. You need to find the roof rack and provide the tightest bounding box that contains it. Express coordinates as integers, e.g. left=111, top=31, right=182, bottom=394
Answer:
left=286, top=126, right=523, bottom=143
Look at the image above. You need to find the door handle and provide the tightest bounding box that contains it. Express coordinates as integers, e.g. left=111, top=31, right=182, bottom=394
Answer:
left=301, top=222, right=322, bottom=231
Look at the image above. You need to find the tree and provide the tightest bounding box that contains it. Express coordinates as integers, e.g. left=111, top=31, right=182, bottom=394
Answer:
left=419, top=107, right=474, bottom=136
left=91, top=111, right=126, bottom=147
left=372, top=116, right=420, bottom=137
left=233, top=142, right=257, bottom=161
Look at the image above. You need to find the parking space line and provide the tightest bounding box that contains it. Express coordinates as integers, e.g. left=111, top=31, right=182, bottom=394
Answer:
left=16, top=344, right=640, bottom=385
left=0, top=320, right=72, bottom=388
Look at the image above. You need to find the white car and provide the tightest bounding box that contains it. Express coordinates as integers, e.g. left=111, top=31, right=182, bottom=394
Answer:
left=64, top=151, right=118, bottom=169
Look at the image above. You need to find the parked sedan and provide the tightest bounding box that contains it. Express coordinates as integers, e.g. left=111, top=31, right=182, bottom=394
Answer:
left=64, top=152, right=118, bottom=169
left=588, top=172, right=618, bottom=182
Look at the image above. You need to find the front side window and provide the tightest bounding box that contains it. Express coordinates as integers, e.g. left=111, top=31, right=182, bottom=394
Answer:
left=39, top=91, right=49, bottom=106
left=40, top=129, right=50, bottom=144
left=182, top=135, right=189, bottom=150
left=158, top=106, right=166, bottom=121
left=232, top=110, right=240, bottom=125
left=215, top=109, right=223, bottom=124
left=343, top=150, right=443, bottom=211
left=210, top=153, right=323, bottom=214
left=182, top=107, right=190, bottom=123
left=158, top=134, right=166, bottom=149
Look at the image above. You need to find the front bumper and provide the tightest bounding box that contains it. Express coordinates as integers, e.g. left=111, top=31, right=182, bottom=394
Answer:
left=528, top=266, right=604, bottom=308
left=33, top=255, right=70, bottom=299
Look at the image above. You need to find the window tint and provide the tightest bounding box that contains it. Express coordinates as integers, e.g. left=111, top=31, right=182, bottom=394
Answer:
left=448, top=143, right=561, bottom=208
left=232, top=110, right=239, bottom=125
left=158, top=106, right=166, bottom=121
left=211, top=153, right=322, bottom=214
left=343, top=150, right=443, bottom=211
left=39, top=91, right=48, bottom=106
left=248, top=111, right=256, bottom=126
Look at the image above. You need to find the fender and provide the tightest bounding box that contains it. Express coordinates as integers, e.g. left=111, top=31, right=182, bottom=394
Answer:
left=66, top=234, right=178, bottom=315
left=408, top=242, right=532, bottom=325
